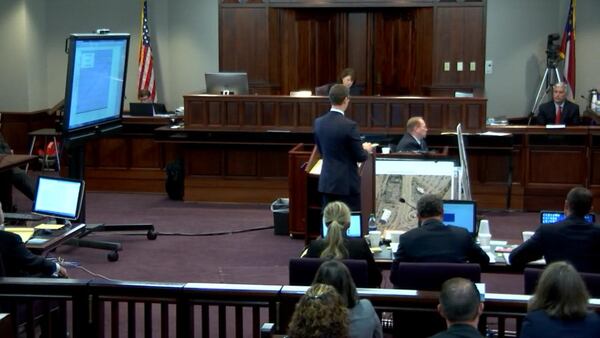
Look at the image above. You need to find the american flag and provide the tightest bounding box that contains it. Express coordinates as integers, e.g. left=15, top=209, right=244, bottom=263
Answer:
left=138, top=0, right=156, bottom=102
left=560, top=0, right=576, bottom=98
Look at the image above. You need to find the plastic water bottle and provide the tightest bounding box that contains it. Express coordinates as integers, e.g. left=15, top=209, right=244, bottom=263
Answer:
left=368, top=213, right=378, bottom=232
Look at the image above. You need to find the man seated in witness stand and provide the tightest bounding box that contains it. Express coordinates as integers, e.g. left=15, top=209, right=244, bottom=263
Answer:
left=520, top=261, right=600, bottom=338
left=536, top=82, right=580, bottom=125
left=0, top=205, right=68, bottom=277
left=0, top=132, right=36, bottom=212
left=509, top=187, right=600, bottom=272
left=313, top=260, right=383, bottom=338
left=431, top=277, right=485, bottom=338
left=138, top=89, right=153, bottom=103
left=287, top=283, right=349, bottom=338
left=390, top=194, right=489, bottom=286
left=396, top=116, right=429, bottom=152
left=304, top=201, right=382, bottom=288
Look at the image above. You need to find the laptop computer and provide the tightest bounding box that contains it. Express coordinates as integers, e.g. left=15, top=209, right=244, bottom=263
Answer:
left=539, top=210, right=595, bottom=224
left=129, top=103, right=169, bottom=117
left=321, top=212, right=363, bottom=238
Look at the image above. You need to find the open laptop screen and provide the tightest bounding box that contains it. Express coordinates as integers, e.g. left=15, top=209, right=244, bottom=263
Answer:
left=540, top=210, right=595, bottom=224
left=442, top=200, right=477, bottom=235
left=322, top=212, right=362, bottom=238
left=32, top=176, right=85, bottom=220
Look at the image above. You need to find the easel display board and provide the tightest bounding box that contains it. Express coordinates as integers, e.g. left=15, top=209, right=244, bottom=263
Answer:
left=375, top=157, right=459, bottom=232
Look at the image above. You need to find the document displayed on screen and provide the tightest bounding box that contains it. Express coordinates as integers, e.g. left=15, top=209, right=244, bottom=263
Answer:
left=67, top=39, right=127, bottom=130
left=375, top=158, right=455, bottom=176
left=33, top=177, right=83, bottom=220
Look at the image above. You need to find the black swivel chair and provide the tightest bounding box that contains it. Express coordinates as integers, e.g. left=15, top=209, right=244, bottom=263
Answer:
left=288, top=258, right=369, bottom=287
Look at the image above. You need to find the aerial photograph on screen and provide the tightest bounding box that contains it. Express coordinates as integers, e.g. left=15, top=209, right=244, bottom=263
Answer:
left=375, top=174, right=452, bottom=232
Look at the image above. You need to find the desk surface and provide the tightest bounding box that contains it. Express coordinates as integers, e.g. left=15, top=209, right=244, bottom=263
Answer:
left=373, top=241, right=540, bottom=274
left=0, top=154, right=36, bottom=172
left=25, top=223, right=86, bottom=255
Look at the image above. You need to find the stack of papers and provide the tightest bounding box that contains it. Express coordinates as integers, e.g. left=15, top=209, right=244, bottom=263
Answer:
left=4, top=227, right=35, bottom=242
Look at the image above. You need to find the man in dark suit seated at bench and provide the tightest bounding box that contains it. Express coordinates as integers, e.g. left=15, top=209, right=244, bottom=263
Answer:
left=0, top=207, right=67, bottom=277
left=509, top=187, right=600, bottom=272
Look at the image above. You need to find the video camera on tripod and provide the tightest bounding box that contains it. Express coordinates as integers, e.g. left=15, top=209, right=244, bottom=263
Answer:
left=546, top=33, right=561, bottom=68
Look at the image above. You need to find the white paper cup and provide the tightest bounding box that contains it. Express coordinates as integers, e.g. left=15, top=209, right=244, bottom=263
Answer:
left=381, top=147, right=391, bottom=154
left=479, top=219, right=490, bottom=235
left=522, top=231, right=535, bottom=242
left=388, top=230, right=402, bottom=244
left=478, top=233, right=491, bottom=247
left=368, top=231, right=382, bottom=247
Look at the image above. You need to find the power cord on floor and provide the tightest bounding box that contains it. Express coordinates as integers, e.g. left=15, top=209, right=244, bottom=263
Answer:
left=120, top=225, right=274, bottom=237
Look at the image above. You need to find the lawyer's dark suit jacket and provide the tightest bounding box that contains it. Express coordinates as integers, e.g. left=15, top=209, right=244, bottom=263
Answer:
left=396, top=133, right=428, bottom=152
left=520, top=310, right=600, bottom=338
left=392, top=219, right=489, bottom=264
left=0, top=230, right=56, bottom=277
left=509, top=215, right=600, bottom=272
left=305, top=237, right=383, bottom=288
left=537, top=100, right=580, bottom=125
left=314, top=110, right=368, bottom=197
left=430, top=323, right=484, bottom=338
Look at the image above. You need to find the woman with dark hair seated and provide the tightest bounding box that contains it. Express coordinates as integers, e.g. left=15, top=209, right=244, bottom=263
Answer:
left=520, top=261, right=600, bottom=338
left=314, top=260, right=383, bottom=338
left=304, top=201, right=382, bottom=288
left=287, top=283, right=349, bottom=338
left=315, top=68, right=364, bottom=96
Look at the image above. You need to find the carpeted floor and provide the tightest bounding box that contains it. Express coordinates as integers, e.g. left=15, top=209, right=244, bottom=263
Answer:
left=13, top=188, right=538, bottom=294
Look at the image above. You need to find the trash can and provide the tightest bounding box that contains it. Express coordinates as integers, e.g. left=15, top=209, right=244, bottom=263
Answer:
left=271, top=198, right=289, bottom=235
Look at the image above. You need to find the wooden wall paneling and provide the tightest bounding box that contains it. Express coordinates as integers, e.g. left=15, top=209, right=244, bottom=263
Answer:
left=591, top=149, right=600, bottom=186
left=528, top=149, right=586, bottom=184
left=445, top=103, right=462, bottom=130
left=413, top=8, right=433, bottom=95
left=129, top=138, right=161, bottom=169
left=389, top=102, right=408, bottom=128
left=226, top=101, right=241, bottom=126
left=373, top=9, right=416, bottom=95
left=258, top=147, right=290, bottom=178
left=431, top=5, right=485, bottom=93
left=465, top=102, right=485, bottom=130
left=208, top=101, right=223, bottom=126
left=96, top=138, right=129, bottom=168
left=279, top=102, right=296, bottom=127
left=219, top=6, right=270, bottom=93
left=346, top=12, right=370, bottom=92
left=226, top=149, right=258, bottom=176
left=186, top=147, right=223, bottom=176
left=261, top=102, right=277, bottom=126
left=185, top=100, right=207, bottom=127
left=424, top=103, right=443, bottom=129
left=371, top=103, right=387, bottom=128
left=243, top=101, right=259, bottom=126
left=297, top=101, right=315, bottom=127
left=348, top=103, right=369, bottom=128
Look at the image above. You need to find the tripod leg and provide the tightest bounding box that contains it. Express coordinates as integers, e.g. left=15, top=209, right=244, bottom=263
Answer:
left=531, top=68, right=550, bottom=115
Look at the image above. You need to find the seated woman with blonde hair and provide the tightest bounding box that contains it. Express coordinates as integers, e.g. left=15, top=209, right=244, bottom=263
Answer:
left=287, top=283, right=348, bottom=338
left=304, top=201, right=382, bottom=287
left=520, top=261, right=600, bottom=338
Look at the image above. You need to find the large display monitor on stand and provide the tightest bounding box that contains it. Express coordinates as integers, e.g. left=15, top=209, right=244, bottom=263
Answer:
left=61, top=33, right=156, bottom=261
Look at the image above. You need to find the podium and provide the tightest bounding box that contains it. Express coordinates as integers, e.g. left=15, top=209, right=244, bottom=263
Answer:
left=288, top=144, right=374, bottom=243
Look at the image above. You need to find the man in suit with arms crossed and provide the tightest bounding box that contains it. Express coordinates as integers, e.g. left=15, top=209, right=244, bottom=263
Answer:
left=314, top=84, right=373, bottom=211
left=536, top=82, right=580, bottom=125
left=396, top=116, right=429, bottom=152
left=509, top=187, right=600, bottom=272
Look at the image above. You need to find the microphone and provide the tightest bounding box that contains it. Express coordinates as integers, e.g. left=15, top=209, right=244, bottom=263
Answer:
left=399, top=197, right=417, bottom=211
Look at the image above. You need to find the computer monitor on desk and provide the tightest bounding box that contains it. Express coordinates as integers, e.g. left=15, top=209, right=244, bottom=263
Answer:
left=32, top=176, right=85, bottom=221
left=442, top=200, right=477, bottom=236
left=205, top=72, right=249, bottom=95
left=322, top=212, right=363, bottom=238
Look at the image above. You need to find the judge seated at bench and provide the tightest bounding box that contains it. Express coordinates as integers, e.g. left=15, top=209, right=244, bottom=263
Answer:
left=536, top=82, right=580, bottom=125
left=396, top=116, right=429, bottom=152
left=315, top=68, right=364, bottom=96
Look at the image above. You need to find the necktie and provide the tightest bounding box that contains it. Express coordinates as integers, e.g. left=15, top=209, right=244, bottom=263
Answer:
left=555, top=105, right=562, bottom=124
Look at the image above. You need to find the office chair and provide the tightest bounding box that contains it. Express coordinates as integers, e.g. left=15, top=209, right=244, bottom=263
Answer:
left=524, top=267, right=600, bottom=297
left=390, top=262, right=481, bottom=290
left=288, top=258, right=369, bottom=287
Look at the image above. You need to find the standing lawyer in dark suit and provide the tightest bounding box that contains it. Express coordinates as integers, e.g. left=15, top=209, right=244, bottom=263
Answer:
left=0, top=206, right=67, bottom=277
left=396, top=116, right=429, bottom=152
left=536, top=82, right=580, bottom=125
left=314, top=84, right=373, bottom=211
left=509, top=187, right=600, bottom=272
left=390, top=195, right=489, bottom=287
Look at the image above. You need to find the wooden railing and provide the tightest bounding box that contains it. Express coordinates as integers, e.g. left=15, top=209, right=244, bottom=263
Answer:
left=1, top=277, right=599, bottom=338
